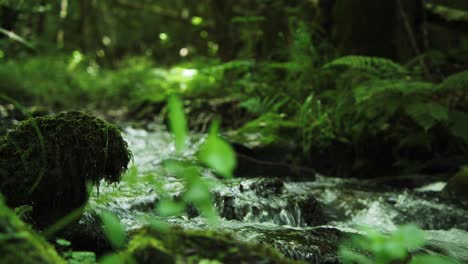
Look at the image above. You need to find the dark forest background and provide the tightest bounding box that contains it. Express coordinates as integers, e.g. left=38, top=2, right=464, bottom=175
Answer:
left=1, top=0, right=468, bottom=180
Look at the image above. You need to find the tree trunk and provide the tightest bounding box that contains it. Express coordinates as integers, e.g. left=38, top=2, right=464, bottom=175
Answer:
left=36, top=1, right=47, bottom=38
left=332, top=0, right=423, bottom=62
left=78, top=0, right=89, bottom=51
left=209, top=0, right=238, bottom=61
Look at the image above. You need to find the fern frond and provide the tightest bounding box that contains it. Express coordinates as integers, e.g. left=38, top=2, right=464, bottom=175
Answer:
left=239, top=95, right=288, bottom=115
left=324, top=55, right=408, bottom=78
left=353, top=80, right=436, bottom=103
left=205, top=60, right=254, bottom=73
left=438, top=70, right=468, bottom=90
left=405, top=102, right=449, bottom=131
left=449, top=111, right=468, bottom=145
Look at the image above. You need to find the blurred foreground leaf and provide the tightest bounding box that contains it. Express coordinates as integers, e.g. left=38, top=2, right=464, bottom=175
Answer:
left=100, top=211, right=126, bottom=249
left=198, top=120, right=236, bottom=178
left=168, top=95, right=187, bottom=153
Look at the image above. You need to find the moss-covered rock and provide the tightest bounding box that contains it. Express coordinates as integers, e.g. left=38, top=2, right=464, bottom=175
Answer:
left=123, top=234, right=175, bottom=264
left=120, top=227, right=302, bottom=264
left=0, top=196, right=66, bottom=264
left=443, top=167, right=468, bottom=209
left=0, top=112, right=131, bottom=227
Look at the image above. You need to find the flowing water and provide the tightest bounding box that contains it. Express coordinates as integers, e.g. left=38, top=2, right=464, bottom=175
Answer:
left=89, top=125, right=468, bottom=263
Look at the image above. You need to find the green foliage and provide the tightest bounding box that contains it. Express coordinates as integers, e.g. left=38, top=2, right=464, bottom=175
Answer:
left=0, top=196, right=66, bottom=264
left=233, top=112, right=297, bottom=145
left=156, top=200, right=186, bottom=217
left=339, top=225, right=459, bottom=264
left=405, top=102, right=449, bottom=131
left=167, top=95, right=188, bottom=153
left=353, top=80, right=436, bottom=103
left=238, top=95, right=287, bottom=116
left=121, top=227, right=296, bottom=264
left=100, top=211, right=127, bottom=250
left=411, top=255, right=459, bottom=264
left=449, top=111, right=468, bottom=144
left=198, top=120, right=236, bottom=179
left=155, top=96, right=237, bottom=225
left=438, top=70, right=468, bottom=90
left=324, top=55, right=408, bottom=78
left=0, top=55, right=228, bottom=109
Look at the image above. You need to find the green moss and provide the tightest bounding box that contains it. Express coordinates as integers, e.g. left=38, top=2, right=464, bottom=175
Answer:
left=122, top=227, right=302, bottom=264
left=0, top=112, right=131, bottom=227
left=0, top=196, right=66, bottom=264
left=125, top=235, right=175, bottom=264
left=443, top=168, right=468, bottom=208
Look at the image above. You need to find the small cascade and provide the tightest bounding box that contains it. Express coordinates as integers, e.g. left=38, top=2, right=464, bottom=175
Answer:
left=85, top=126, right=468, bottom=263
left=212, top=184, right=324, bottom=227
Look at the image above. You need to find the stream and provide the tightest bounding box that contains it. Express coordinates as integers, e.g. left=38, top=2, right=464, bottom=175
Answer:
left=88, top=124, right=468, bottom=263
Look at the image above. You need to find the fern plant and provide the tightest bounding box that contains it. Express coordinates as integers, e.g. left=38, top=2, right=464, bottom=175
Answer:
left=238, top=95, right=288, bottom=116
left=324, top=55, right=409, bottom=79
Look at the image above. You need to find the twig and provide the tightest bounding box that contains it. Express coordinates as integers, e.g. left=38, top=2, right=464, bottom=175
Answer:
left=0, top=27, right=36, bottom=51
left=397, top=0, right=432, bottom=80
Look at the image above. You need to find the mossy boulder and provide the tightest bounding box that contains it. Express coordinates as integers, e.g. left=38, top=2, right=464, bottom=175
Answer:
left=121, top=234, right=175, bottom=264
left=0, top=112, right=131, bottom=227
left=0, top=196, right=66, bottom=264
left=443, top=167, right=468, bottom=209
left=119, top=227, right=301, bottom=264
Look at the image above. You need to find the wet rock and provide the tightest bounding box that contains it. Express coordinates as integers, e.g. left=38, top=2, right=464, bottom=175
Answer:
left=58, top=210, right=112, bottom=254
left=297, top=196, right=326, bottom=227
left=215, top=194, right=237, bottom=220
left=0, top=196, right=66, bottom=264
left=350, top=174, right=449, bottom=190
left=241, top=178, right=285, bottom=197
left=121, top=227, right=301, bottom=264
left=0, top=112, right=131, bottom=228
left=443, top=168, right=468, bottom=209
left=234, top=226, right=345, bottom=264
left=214, top=182, right=325, bottom=227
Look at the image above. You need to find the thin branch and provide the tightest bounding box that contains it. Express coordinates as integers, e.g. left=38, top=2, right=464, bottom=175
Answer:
left=397, top=0, right=431, bottom=80
left=0, top=27, right=36, bottom=50
left=424, top=3, right=468, bottom=33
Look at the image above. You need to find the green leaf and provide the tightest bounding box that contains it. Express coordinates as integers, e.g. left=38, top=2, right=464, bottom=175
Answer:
left=148, top=219, right=171, bottom=233
left=123, top=165, right=138, bottom=185
left=70, top=252, right=96, bottom=263
left=450, top=111, right=468, bottom=145
left=184, top=180, right=211, bottom=203
left=100, top=211, right=127, bottom=249
left=391, top=224, right=426, bottom=250
left=55, top=238, right=71, bottom=247
left=156, top=199, right=185, bottom=216
left=339, top=247, right=373, bottom=264
left=168, top=95, right=187, bottom=153
left=99, top=253, right=126, bottom=264
left=411, top=254, right=459, bottom=264
left=406, top=103, right=448, bottom=131
left=197, top=202, right=219, bottom=226
left=198, top=120, right=236, bottom=178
